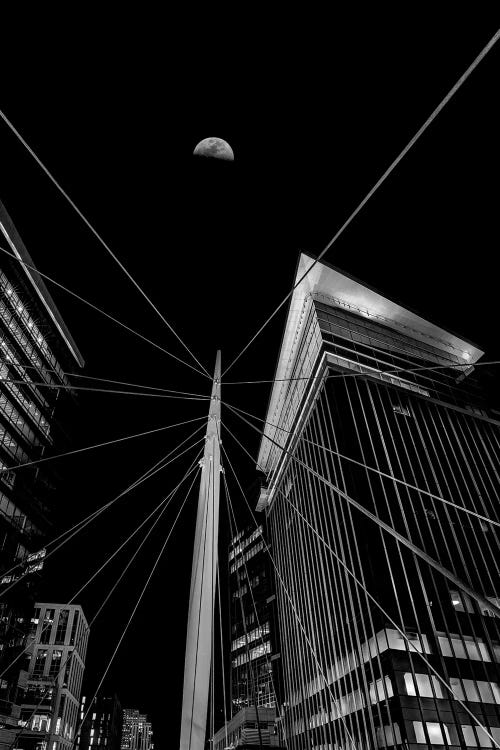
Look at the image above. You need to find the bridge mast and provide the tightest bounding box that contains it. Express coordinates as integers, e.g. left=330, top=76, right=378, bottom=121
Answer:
left=180, top=351, right=221, bottom=750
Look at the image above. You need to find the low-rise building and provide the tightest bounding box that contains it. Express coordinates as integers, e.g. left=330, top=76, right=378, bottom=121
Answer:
left=14, top=602, right=89, bottom=749
left=77, top=693, right=122, bottom=750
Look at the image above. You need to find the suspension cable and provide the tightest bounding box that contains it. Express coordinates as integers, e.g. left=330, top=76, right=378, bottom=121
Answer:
left=222, top=467, right=287, bottom=748
left=223, top=401, right=500, bottom=530
left=217, top=559, right=229, bottom=750
left=68, top=443, right=204, bottom=603
left=222, top=28, right=500, bottom=377
left=0, top=360, right=210, bottom=396
left=282, top=491, right=500, bottom=749
left=223, top=358, right=500, bottom=386
left=227, top=408, right=500, bottom=619
left=0, top=110, right=211, bottom=378
left=0, top=418, right=205, bottom=594
left=0, top=244, right=207, bottom=379
left=221, top=442, right=356, bottom=750
left=0, top=446, right=203, bottom=683
left=0, top=377, right=210, bottom=400
left=222, top=440, right=499, bottom=750
left=71, top=464, right=200, bottom=748
left=223, top=474, right=264, bottom=750
left=222, top=416, right=267, bottom=473
left=1, top=414, right=206, bottom=474
left=10, top=452, right=202, bottom=749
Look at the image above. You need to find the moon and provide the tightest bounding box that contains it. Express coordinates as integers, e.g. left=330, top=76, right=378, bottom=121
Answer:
left=193, top=137, right=234, bottom=161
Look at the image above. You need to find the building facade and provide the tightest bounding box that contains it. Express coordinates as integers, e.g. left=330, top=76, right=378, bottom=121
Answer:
left=120, top=709, right=154, bottom=750
left=213, top=706, right=282, bottom=749
left=0, top=200, right=84, bottom=743
left=14, top=602, right=89, bottom=749
left=229, top=523, right=278, bottom=713
left=256, top=254, right=500, bottom=749
left=77, top=693, right=122, bottom=750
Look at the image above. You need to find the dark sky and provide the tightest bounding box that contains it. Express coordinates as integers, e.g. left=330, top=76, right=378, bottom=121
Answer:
left=1, top=14, right=500, bottom=747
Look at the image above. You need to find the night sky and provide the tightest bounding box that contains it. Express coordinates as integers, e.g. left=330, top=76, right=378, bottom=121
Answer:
left=1, top=14, right=500, bottom=747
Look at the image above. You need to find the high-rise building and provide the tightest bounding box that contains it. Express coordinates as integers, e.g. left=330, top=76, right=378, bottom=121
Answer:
left=14, top=602, right=89, bottom=749
left=256, top=253, right=500, bottom=749
left=121, top=709, right=154, bottom=750
left=0, top=199, right=84, bottom=740
left=212, top=521, right=285, bottom=749
left=212, top=522, right=284, bottom=748
left=229, top=523, right=277, bottom=713
left=77, top=693, right=122, bottom=750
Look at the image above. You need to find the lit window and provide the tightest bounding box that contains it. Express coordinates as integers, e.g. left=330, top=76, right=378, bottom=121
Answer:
left=392, top=404, right=411, bottom=417
left=462, top=725, right=494, bottom=747
left=413, top=721, right=450, bottom=745
left=369, top=676, right=393, bottom=704
left=450, top=589, right=475, bottom=614
left=404, top=672, right=443, bottom=698
left=376, top=724, right=401, bottom=748
left=438, top=633, right=491, bottom=662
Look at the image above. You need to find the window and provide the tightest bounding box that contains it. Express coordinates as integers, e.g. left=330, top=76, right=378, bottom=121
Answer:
left=55, top=610, right=69, bottom=644
left=369, top=676, right=393, bottom=704
left=449, top=676, right=465, bottom=700
left=385, top=629, right=432, bottom=654
left=69, top=610, right=79, bottom=646
left=231, top=623, right=270, bottom=652
left=376, top=723, right=401, bottom=748
left=392, top=404, right=411, bottom=417
left=406, top=632, right=431, bottom=654
left=49, top=650, right=62, bottom=678
left=232, top=584, right=248, bottom=600
left=438, top=633, right=491, bottom=662
left=413, top=721, right=450, bottom=744
left=63, top=652, right=72, bottom=686
left=30, top=608, right=41, bottom=636
left=404, top=672, right=444, bottom=698
left=230, top=541, right=265, bottom=573
left=462, top=725, right=494, bottom=747
left=462, top=678, right=481, bottom=701
left=32, top=649, right=48, bottom=679
left=32, top=714, right=50, bottom=732
left=478, top=681, right=496, bottom=703
left=40, top=609, right=55, bottom=644
left=482, top=597, right=500, bottom=618
left=229, top=526, right=263, bottom=561
left=450, top=589, right=475, bottom=614
left=231, top=640, right=271, bottom=668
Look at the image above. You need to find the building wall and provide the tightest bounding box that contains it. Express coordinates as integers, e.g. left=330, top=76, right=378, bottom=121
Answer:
left=0, top=199, right=84, bottom=742
left=13, top=602, right=89, bottom=750
left=213, top=706, right=282, bottom=749
left=77, top=694, right=122, bottom=750
left=259, top=263, right=500, bottom=749
left=121, top=709, right=154, bottom=750
left=229, top=524, right=278, bottom=714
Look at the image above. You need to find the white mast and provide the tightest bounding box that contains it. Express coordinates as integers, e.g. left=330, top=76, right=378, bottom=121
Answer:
left=180, top=351, right=221, bottom=750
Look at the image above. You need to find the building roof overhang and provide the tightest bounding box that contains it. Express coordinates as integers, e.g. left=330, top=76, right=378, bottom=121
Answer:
left=0, top=201, right=85, bottom=368
left=257, top=252, right=484, bottom=469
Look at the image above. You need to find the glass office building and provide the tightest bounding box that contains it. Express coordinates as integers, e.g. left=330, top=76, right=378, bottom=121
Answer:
left=16, top=602, right=89, bottom=750
left=120, top=709, right=154, bottom=750
left=229, top=523, right=277, bottom=713
left=257, top=254, right=500, bottom=749
left=77, top=693, right=123, bottom=750
left=0, top=199, right=84, bottom=739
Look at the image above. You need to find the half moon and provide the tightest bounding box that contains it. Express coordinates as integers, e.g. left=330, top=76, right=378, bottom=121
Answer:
left=193, top=137, right=234, bottom=161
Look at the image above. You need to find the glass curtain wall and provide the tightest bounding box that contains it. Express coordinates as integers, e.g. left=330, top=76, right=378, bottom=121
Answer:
left=264, top=300, right=500, bottom=749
